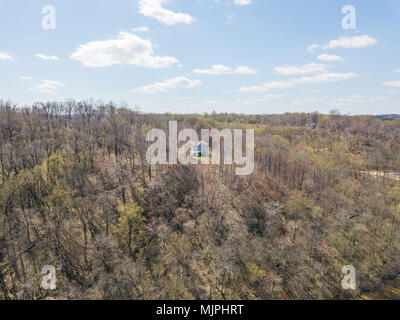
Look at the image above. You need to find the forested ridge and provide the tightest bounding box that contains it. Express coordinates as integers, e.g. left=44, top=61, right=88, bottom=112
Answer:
left=0, top=100, right=399, bottom=300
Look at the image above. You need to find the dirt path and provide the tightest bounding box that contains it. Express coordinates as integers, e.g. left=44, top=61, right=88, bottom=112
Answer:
left=361, top=170, right=400, bottom=181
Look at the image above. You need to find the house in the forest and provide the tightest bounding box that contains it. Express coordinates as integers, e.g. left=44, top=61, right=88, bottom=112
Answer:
left=305, top=122, right=317, bottom=129
left=191, top=141, right=209, bottom=158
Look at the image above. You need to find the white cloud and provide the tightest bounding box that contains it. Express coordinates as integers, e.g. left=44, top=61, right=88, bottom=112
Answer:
left=239, top=72, right=359, bottom=93
left=234, top=0, right=252, bottom=5
left=131, top=26, right=149, bottom=33
left=307, top=44, right=320, bottom=52
left=324, top=35, right=377, bottom=49
left=71, top=31, right=178, bottom=68
left=382, top=80, right=400, bottom=88
left=335, top=95, right=383, bottom=105
left=202, top=100, right=217, bottom=105
left=309, top=35, right=377, bottom=51
left=193, top=64, right=257, bottom=75
left=132, top=76, right=202, bottom=94
left=0, top=52, right=13, bottom=60
left=395, top=69, right=400, bottom=73
left=30, top=80, right=64, bottom=94
left=274, top=63, right=329, bottom=75
left=139, top=0, right=195, bottom=25
left=235, top=66, right=257, bottom=74
left=20, top=76, right=31, bottom=80
left=243, top=94, right=285, bottom=105
left=317, top=54, right=344, bottom=62
left=291, top=98, right=322, bottom=106
left=36, top=54, right=59, bottom=61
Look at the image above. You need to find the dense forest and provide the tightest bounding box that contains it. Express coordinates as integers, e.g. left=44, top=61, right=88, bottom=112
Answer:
left=0, top=99, right=399, bottom=300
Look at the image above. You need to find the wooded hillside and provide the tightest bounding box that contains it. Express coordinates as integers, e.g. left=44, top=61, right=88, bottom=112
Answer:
left=0, top=100, right=399, bottom=300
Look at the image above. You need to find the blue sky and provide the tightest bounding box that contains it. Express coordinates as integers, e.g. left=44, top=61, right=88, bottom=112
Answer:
left=1, top=0, right=399, bottom=114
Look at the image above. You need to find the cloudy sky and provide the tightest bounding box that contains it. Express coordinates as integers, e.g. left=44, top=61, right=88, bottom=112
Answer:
left=1, top=0, right=399, bottom=114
